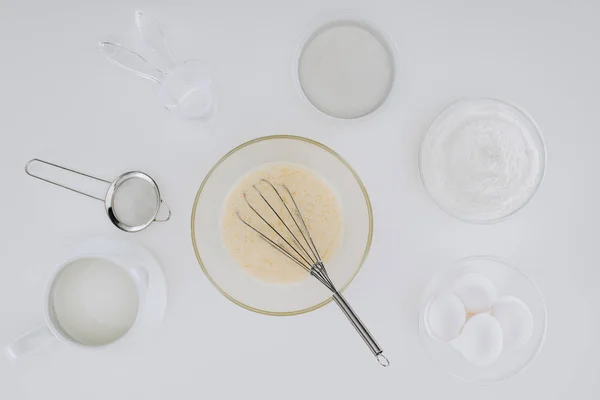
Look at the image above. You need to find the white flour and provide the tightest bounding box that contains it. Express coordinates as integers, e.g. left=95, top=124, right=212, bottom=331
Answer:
left=421, top=101, right=542, bottom=222
left=113, top=177, right=159, bottom=228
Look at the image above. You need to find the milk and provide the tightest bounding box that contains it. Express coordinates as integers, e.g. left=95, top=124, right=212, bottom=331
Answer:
left=50, top=257, right=139, bottom=346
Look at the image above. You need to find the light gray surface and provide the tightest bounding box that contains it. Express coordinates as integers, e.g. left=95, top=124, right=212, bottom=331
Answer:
left=1, top=0, right=598, bottom=398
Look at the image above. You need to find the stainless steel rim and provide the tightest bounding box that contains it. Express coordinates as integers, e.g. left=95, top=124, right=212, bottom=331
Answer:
left=105, top=171, right=161, bottom=232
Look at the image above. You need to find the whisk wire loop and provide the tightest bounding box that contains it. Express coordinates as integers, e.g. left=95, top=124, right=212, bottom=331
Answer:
left=236, top=179, right=388, bottom=367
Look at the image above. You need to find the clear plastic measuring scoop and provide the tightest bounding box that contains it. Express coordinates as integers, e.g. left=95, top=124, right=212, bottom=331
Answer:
left=100, top=11, right=214, bottom=121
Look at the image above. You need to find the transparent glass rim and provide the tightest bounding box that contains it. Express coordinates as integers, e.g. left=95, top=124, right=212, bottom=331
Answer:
left=418, top=255, right=548, bottom=383
left=293, top=14, right=398, bottom=120
left=190, top=135, right=374, bottom=316
left=419, top=98, right=547, bottom=224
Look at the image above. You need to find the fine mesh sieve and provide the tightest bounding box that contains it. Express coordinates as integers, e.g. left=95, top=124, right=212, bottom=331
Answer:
left=25, top=159, right=171, bottom=232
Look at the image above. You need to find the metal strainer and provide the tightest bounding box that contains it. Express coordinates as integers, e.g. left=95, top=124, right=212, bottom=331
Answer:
left=25, top=159, right=171, bottom=232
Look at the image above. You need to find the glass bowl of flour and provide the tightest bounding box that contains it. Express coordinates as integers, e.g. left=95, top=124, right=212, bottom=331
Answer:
left=419, top=98, right=546, bottom=223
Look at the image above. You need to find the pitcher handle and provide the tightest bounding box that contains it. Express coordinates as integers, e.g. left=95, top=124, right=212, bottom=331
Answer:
left=5, top=325, right=56, bottom=360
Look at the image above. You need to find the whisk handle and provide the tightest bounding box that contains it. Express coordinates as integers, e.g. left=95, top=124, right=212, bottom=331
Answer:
left=332, top=292, right=389, bottom=367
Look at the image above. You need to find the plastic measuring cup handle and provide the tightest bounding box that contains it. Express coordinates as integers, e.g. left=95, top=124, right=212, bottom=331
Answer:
left=5, top=325, right=56, bottom=360
left=99, top=41, right=166, bottom=84
left=135, top=10, right=175, bottom=69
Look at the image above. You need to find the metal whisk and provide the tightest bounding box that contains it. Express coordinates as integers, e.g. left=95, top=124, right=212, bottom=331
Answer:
left=237, top=179, right=389, bottom=367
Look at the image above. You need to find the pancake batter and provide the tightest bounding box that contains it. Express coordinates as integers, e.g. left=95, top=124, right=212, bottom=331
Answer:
left=221, top=163, right=343, bottom=284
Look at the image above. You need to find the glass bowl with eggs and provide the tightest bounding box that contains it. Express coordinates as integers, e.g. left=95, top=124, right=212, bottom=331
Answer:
left=419, top=256, right=547, bottom=383
left=191, top=135, right=373, bottom=315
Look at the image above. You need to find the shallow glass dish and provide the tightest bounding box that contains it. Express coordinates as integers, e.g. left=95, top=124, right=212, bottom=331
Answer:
left=294, top=15, right=397, bottom=120
left=419, top=98, right=546, bottom=223
left=419, top=256, right=547, bottom=383
left=191, top=135, right=373, bottom=315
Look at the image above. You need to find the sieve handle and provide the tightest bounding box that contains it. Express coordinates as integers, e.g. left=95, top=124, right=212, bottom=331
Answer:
left=332, top=291, right=389, bottom=367
left=25, top=159, right=110, bottom=202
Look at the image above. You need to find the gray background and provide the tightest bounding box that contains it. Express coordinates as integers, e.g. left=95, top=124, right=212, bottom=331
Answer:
left=1, top=0, right=598, bottom=398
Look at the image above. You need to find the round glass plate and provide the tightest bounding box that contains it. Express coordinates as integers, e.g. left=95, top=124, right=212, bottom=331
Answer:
left=419, top=98, right=546, bottom=223
left=295, top=16, right=396, bottom=119
left=419, top=256, right=547, bottom=383
left=191, top=135, right=373, bottom=315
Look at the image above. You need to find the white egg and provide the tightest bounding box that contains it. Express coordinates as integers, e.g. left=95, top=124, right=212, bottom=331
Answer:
left=455, top=314, right=503, bottom=367
left=426, top=294, right=466, bottom=342
left=453, top=273, right=497, bottom=314
left=491, top=296, right=534, bottom=350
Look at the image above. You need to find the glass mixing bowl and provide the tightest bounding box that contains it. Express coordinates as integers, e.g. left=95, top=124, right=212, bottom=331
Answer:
left=191, top=135, right=373, bottom=315
left=419, top=256, right=547, bottom=383
left=419, top=98, right=546, bottom=224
